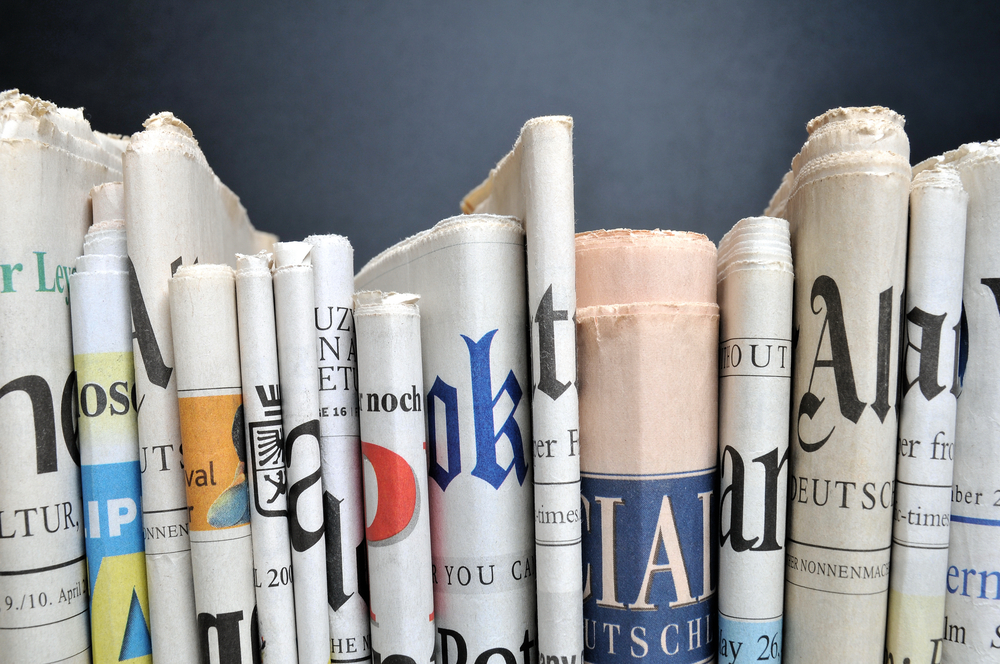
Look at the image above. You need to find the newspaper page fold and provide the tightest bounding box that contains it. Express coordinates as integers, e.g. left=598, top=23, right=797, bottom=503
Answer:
left=71, top=187, right=153, bottom=664
left=170, top=264, right=259, bottom=664
left=576, top=229, right=719, bottom=664
left=356, top=215, right=536, bottom=664
left=716, top=217, right=792, bottom=662
left=272, top=241, right=332, bottom=664
left=306, top=234, right=372, bottom=661
left=939, top=142, right=1000, bottom=662
left=463, top=117, right=583, bottom=660
left=355, top=291, right=436, bottom=664
left=124, top=112, right=263, bottom=663
left=783, top=107, right=911, bottom=663
left=235, top=252, right=299, bottom=662
left=0, top=90, right=123, bottom=663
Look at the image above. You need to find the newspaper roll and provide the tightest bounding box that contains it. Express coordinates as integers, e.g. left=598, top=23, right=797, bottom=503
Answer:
left=882, top=162, right=967, bottom=663
left=355, top=292, right=435, bottom=664
left=576, top=230, right=719, bottom=664
left=124, top=112, right=268, bottom=663
left=941, top=142, right=1000, bottom=662
left=70, top=189, right=153, bottom=664
left=0, top=91, right=123, bottom=663
left=235, top=252, right=298, bottom=662
left=463, top=117, right=583, bottom=660
left=716, top=218, right=792, bottom=661
left=782, top=107, right=910, bottom=663
left=272, top=241, right=332, bottom=664
left=356, top=215, right=536, bottom=664
left=169, top=264, right=259, bottom=664
left=306, top=234, right=372, bottom=661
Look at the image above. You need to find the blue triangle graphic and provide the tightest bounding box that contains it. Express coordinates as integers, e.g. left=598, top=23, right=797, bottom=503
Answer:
left=119, top=587, right=152, bottom=660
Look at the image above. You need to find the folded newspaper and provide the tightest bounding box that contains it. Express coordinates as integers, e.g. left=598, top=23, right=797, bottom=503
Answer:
left=357, top=215, right=537, bottom=664
left=0, top=90, right=124, bottom=664
left=124, top=112, right=274, bottom=663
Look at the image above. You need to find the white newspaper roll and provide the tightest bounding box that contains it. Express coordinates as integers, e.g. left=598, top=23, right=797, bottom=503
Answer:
left=783, top=107, right=910, bottom=663
left=169, top=264, right=259, bottom=664
left=306, top=234, right=372, bottom=661
left=942, top=142, right=1000, bottom=662
left=576, top=230, right=719, bottom=664
left=124, top=112, right=268, bottom=663
left=356, top=215, right=536, bottom=664
left=716, top=217, right=792, bottom=661
left=884, top=162, right=967, bottom=663
left=355, top=292, right=435, bottom=664
left=463, top=117, right=583, bottom=660
left=235, top=252, right=298, bottom=662
left=272, top=241, right=332, bottom=664
left=0, top=90, right=123, bottom=663
left=71, top=189, right=153, bottom=664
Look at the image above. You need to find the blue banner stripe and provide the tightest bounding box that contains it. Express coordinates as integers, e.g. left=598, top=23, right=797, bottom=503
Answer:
left=951, top=515, right=1000, bottom=527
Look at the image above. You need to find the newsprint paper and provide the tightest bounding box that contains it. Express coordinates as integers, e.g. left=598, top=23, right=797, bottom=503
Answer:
left=884, top=161, right=967, bottom=663
left=716, top=217, right=792, bottom=663
left=306, top=234, right=372, bottom=662
left=272, top=241, right=332, bottom=664
left=942, top=141, right=1000, bottom=663
left=356, top=215, right=537, bottom=664
left=124, top=112, right=270, bottom=663
left=463, top=116, right=583, bottom=662
left=235, top=252, right=298, bottom=662
left=576, top=230, right=719, bottom=664
left=355, top=292, right=436, bottom=664
left=170, top=265, right=259, bottom=664
left=71, top=187, right=153, bottom=664
left=0, top=91, right=123, bottom=663
left=781, top=107, right=910, bottom=663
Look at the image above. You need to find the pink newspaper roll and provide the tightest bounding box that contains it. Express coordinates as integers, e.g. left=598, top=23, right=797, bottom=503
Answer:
left=577, top=230, right=719, bottom=664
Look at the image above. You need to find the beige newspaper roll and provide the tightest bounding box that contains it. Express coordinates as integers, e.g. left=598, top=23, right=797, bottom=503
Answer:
left=883, top=162, right=967, bottom=663
left=272, top=241, right=332, bottom=664
left=716, top=217, right=792, bottom=661
left=124, top=112, right=268, bottom=663
left=169, top=265, right=259, bottom=664
left=355, top=292, right=436, bottom=664
left=71, top=188, right=154, bottom=664
left=463, top=116, right=583, bottom=660
left=0, top=90, right=123, bottom=663
left=235, top=252, right=298, bottom=662
left=576, top=230, right=718, bottom=664
left=938, top=141, right=1000, bottom=662
left=306, top=234, right=372, bottom=661
left=356, top=215, right=536, bottom=664
left=782, top=107, right=910, bottom=663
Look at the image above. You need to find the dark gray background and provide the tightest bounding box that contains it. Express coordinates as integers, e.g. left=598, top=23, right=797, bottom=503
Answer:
left=4, top=1, right=998, bottom=267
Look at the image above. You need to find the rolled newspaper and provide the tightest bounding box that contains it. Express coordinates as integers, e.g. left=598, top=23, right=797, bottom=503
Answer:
left=235, top=252, right=298, bottom=662
left=782, top=107, right=911, bottom=662
left=884, top=161, right=967, bottom=663
left=272, top=241, right=332, bottom=664
left=716, top=217, right=792, bottom=661
left=576, top=229, right=719, bottom=664
left=0, top=90, right=123, bottom=663
left=463, top=117, right=583, bottom=660
left=70, top=186, right=153, bottom=664
left=124, top=112, right=268, bottom=662
left=356, top=215, right=537, bottom=664
left=942, top=141, right=1000, bottom=662
left=306, top=234, right=372, bottom=661
left=169, top=264, right=259, bottom=663
left=355, top=291, right=436, bottom=664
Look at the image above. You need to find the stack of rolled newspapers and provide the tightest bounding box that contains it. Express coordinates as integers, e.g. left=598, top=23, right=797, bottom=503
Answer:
left=3, top=87, right=1000, bottom=664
